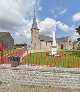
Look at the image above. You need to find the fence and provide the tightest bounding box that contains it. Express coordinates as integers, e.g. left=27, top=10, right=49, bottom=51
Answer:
left=0, top=49, right=80, bottom=68
left=22, top=50, right=80, bottom=68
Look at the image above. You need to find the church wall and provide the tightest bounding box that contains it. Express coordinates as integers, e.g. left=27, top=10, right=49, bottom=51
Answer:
left=57, top=42, right=67, bottom=50
left=31, top=29, right=41, bottom=50
left=67, top=37, right=73, bottom=50
left=40, top=41, right=52, bottom=51
left=57, top=40, right=73, bottom=50
left=31, top=26, right=73, bottom=51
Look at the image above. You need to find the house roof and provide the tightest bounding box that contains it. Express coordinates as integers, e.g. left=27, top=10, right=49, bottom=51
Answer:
left=39, top=35, right=69, bottom=42
left=73, top=41, right=79, bottom=45
left=0, top=32, right=8, bottom=38
left=73, top=41, right=80, bottom=45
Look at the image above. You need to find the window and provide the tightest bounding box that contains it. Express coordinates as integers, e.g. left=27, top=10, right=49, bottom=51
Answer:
left=69, top=41, right=71, bottom=46
left=51, top=42, right=53, bottom=45
left=61, top=45, right=63, bottom=49
left=46, top=42, right=47, bottom=45
left=35, top=43, right=36, bottom=46
left=35, top=36, right=36, bottom=38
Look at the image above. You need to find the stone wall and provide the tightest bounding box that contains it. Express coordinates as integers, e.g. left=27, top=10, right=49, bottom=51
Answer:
left=0, top=65, right=80, bottom=90
left=31, top=28, right=40, bottom=50
left=40, top=41, right=52, bottom=51
left=0, top=33, right=14, bottom=50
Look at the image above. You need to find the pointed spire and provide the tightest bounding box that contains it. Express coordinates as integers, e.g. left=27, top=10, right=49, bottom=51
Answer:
left=32, top=0, right=38, bottom=29
left=34, top=9, right=36, bottom=19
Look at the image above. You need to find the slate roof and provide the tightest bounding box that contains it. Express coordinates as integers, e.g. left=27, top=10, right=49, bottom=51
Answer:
left=39, top=35, right=53, bottom=42
left=73, top=41, right=79, bottom=45
left=39, top=35, right=69, bottom=42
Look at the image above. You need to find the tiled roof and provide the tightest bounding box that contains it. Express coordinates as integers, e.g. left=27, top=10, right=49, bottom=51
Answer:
left=39, top=35, right=69, bottom=42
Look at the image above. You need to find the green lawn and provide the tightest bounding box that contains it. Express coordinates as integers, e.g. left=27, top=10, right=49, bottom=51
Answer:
left=23, top=50, right=80, bottom=68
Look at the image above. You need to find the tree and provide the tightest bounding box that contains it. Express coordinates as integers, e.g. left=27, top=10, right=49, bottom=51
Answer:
left=75, top=26, right=80, bottom=41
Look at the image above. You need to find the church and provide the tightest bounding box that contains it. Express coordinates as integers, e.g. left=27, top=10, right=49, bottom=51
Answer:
left=31, top=12, right=73, bottom=51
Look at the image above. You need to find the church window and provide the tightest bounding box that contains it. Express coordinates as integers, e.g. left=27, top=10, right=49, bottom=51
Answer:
left=46, top=42, right=47, bottom=45
left=35, top=43, right=36, bottom=46
left=69, top=41, right=71, bottom=46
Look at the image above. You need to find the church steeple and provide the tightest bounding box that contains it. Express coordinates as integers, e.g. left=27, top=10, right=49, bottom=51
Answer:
left=31, top=0, right=40, bottom=50
left=32, top=0, right=38, bottom=29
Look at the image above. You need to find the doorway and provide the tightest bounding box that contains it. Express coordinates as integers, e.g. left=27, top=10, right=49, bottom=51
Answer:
left=61, top=45, right=63, bottom=49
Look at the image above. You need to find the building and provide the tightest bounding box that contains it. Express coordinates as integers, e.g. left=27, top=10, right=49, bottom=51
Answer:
left=0, top=32, right=14, bottom=50
left=31, top=14, right=73, bottom=51
left=73, top=41, right=80, bottom=50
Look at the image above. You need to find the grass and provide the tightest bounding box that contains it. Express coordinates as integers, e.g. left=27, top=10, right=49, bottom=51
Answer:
left=23, top=50, right=80, bottom=68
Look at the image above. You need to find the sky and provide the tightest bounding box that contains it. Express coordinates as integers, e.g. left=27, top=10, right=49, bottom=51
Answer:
left=0, top=0, right=80, bottom=44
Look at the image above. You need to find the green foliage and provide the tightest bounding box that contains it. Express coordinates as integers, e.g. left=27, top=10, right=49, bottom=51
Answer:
left=76, top=26, right=80, bottom=35
left=72, top=50, right=80, bottom=57
left=14, top=43, right=27, bottom=46
left=77, top=38, right=80, bottom=41
left=76, top=26, right=80, bottom=41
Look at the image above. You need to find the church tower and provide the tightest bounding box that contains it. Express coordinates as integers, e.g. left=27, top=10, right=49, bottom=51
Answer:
left=31, top=10, right=40, bottom=50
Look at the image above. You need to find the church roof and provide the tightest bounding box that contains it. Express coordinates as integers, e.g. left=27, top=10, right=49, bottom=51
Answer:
left=39, top=35, right=53, bottom=42
left=39, top=35, right=69, bottom=42
left=56, top=36, right=70, bottom=42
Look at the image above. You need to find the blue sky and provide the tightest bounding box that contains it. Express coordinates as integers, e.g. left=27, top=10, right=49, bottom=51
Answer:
left=0, top=0, right=80, bottom=44
left=39, top=0, right=80, bottom=22
left=38, top=0, right=80, bottom=38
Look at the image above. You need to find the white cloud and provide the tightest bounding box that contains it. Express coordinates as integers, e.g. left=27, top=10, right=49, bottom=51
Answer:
left=73, top=12, right=80, bottom=22
left=37, top=18, right=72, bottom=37
left=38, top=6, right=42, bottom=11
left=59, top=8, right=67, bottom=14
left=38, top=18, right=56, bottom=36
left=51, top=7, right=68, bottom=18
left=0, top=0, right=73, bottom=44
left=56, top=21, right=73, bottom=31
left=72, top=31, right=79, bottom=41
left=0, top=0, right=41, bottom=44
